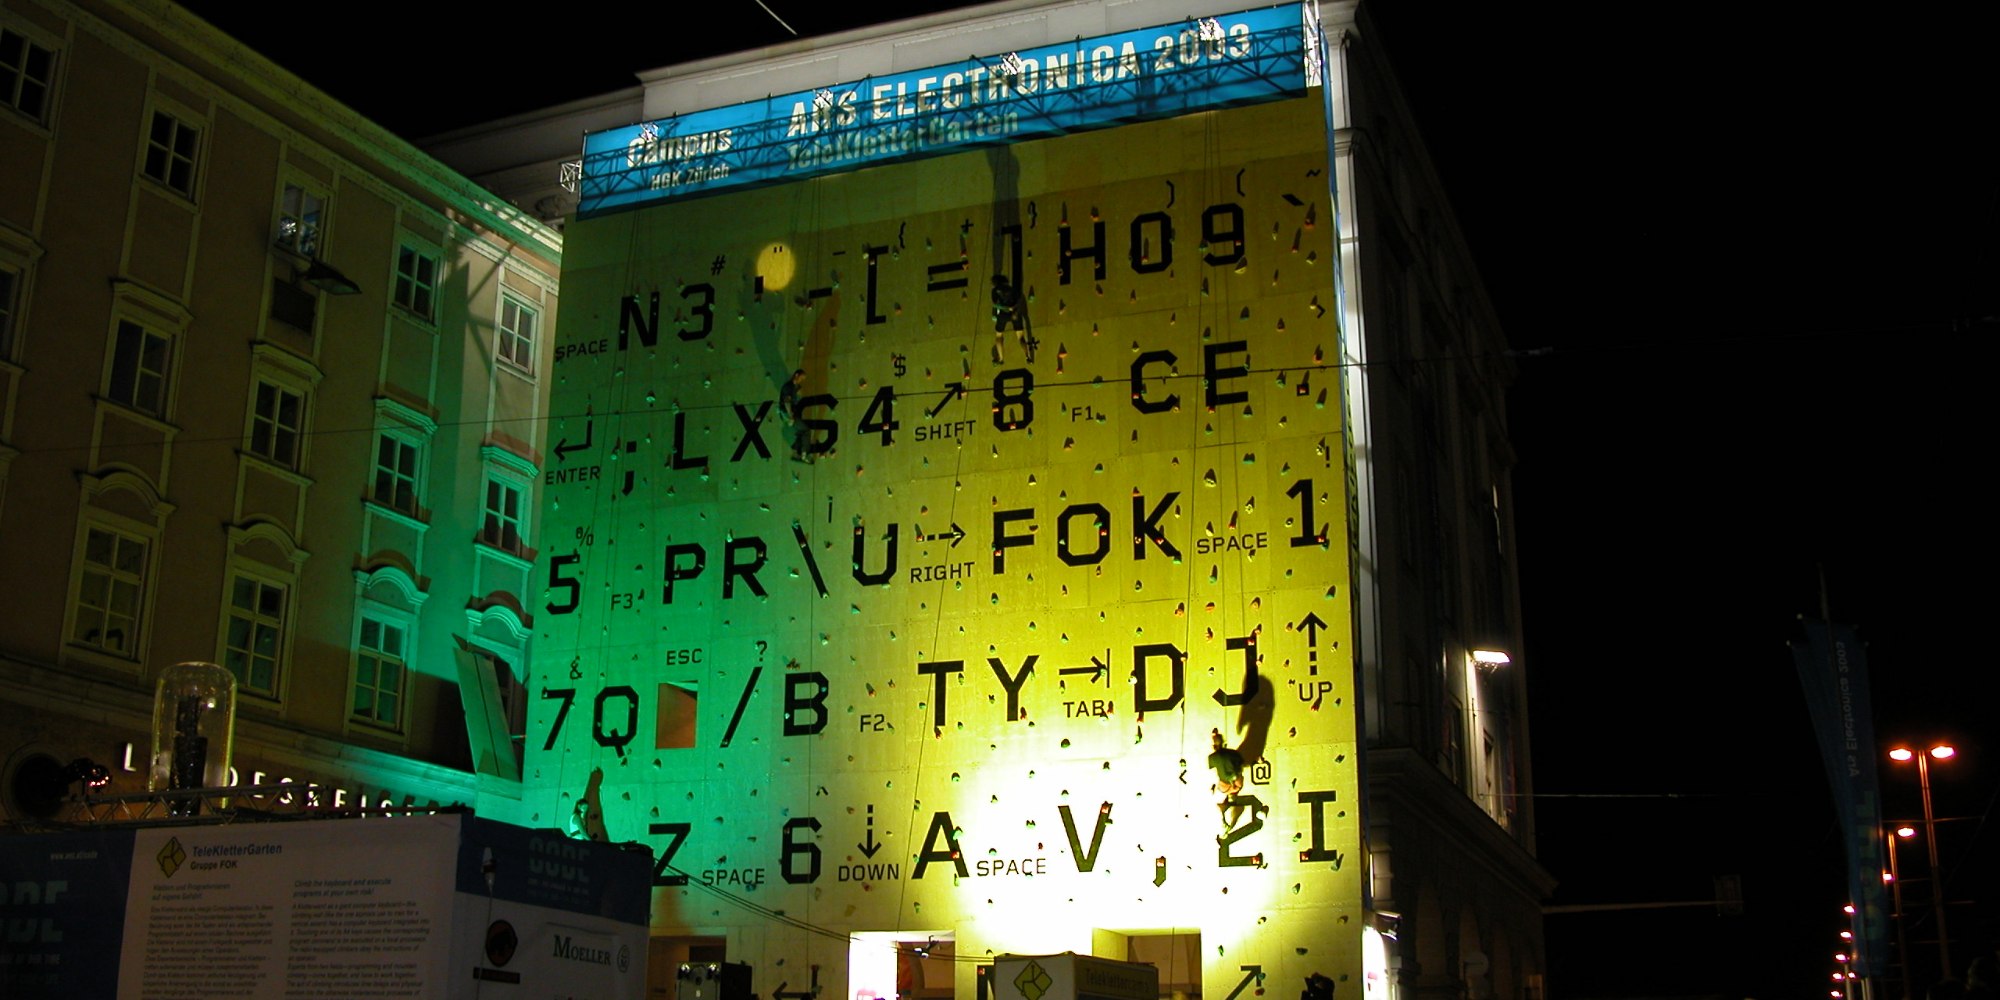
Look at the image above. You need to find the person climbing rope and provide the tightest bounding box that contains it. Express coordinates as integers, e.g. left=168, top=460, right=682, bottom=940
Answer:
left=990, top=274, right=1035, bottom=364
left=1208, top=728, right=1253, bottom=832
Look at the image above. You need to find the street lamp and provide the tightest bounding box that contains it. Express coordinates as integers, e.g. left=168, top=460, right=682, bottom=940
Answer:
left=1886, top=824, right=1917, bottom=1000
left=1887, top=744, right=1956, bottom=978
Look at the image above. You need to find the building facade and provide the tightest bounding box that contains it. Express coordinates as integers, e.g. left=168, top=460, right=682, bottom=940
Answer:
left=0, top=0, right=1546, bottom=995
left=1329, top=16, right=1551, bottom=995
left=421, top=1, right=1548, bottom=998
left=0, top=0, right=559, bottom=827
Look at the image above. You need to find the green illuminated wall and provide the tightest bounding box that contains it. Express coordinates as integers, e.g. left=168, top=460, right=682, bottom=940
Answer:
left=534, top=95, right=1359, bottom=997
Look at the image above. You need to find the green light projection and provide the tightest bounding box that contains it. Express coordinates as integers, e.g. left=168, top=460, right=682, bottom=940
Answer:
left=534, top=95, right=1360, bottom=998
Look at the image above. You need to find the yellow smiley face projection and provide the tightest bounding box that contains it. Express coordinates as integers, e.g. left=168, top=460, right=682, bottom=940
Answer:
left=534, top=95, right=1358, bottom=997
left=754, top=243, right=797, bottom=293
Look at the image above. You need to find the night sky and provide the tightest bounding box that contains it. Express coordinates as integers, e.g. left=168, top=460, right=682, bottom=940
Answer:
left=177, top=0, right=1999, bottom=995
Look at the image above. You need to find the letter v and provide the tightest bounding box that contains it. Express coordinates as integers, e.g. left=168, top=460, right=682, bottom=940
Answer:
left=1059, top=802, right=1112, bottom=872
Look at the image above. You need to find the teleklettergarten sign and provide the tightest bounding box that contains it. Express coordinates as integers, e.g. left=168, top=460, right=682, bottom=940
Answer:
left=579, top=4, right=1308, bottom=214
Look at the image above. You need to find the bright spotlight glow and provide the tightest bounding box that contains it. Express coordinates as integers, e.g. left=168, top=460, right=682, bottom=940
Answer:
left=1471, top=649, right=1511, bottom=666
left=1931, top=745, right=1956, bottom=760
left=1889, top=747, right=1915, bottom=761
left=1897, top=826, right=1917, bottom=839
left=1840, top=931, right=1854, bottom=940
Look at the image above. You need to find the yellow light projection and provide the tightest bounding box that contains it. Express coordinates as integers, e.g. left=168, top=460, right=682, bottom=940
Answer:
left=755, top=243, right=797, bottom=292
left=534, top=95, right=1359, bottom=1000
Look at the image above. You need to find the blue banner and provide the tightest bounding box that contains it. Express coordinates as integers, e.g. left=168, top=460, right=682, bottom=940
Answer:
left=0, top=829, right=136, bottom=998
left=579, top=4, right=1307, bottom=215
left=1793, top=619, right=1889, bottom=977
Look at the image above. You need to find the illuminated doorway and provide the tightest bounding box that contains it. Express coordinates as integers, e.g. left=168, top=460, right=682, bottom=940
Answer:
left=1096, top=930, right=1201, bottom=999
left=849, top=930, right=955, bottom=1000
left=646, top=936, right=728, bottom=1000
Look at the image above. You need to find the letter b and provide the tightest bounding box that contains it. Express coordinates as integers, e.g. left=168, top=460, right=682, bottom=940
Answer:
left=785, top=672, right=830, bottom=735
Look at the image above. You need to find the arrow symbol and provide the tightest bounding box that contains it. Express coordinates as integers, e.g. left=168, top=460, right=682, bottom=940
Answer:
left=1059, top=652, right=1110, bottom=686
left=927, top=382, right=967, bottom=418
left=1297, top=612, right=1328, bottom=676
left=554, top=415, right=594, bottom=462
left=916, top=523, right=966, bottom=548
left=1223, top=966, right=1264, bottom=1000
left=858, top=804, right=881, bottom=858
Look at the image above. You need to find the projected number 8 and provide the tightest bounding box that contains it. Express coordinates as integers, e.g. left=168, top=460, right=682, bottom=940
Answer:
left=992, top=368, right=1034, bottom=431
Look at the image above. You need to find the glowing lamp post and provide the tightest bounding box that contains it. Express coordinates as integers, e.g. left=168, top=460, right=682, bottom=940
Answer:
left=1885, top=825, right=1917, bottom=1000
left=1887, top=744, right=1955, bottom=978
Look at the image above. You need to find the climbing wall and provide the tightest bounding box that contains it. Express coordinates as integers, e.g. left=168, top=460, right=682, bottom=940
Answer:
left=531, top=94, right=1359, bottom=999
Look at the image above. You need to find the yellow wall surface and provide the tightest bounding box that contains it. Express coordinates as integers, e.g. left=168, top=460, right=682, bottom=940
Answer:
left=534, top=96, right=1359, bottom=999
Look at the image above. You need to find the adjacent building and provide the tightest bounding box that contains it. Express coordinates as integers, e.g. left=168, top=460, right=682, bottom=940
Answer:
left=427, top=1, right=1550, bottom=997
left=0, top=0, right=558, bottom=827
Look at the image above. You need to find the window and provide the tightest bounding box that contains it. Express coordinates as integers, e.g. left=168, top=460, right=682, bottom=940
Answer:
left=351, top=567, right=423, bottom=739
left=481, top=477, right=524, bottom=553
left=223, top=575, right=285, bottom=696
left=394, top=244, right=438, bottom=320
left=369, top=398, right=435, bottom=520
left=107, top=319, right=171, bottom=416
left=497, top=296, right=535, bottom=371
left=0, top=265, right=18, bottom=361
left=0, top=226, right=36, bottom=363
left=658, top=682, right=698, bottom=749
left=72, top=525, right=146, bottom=656
left=353, top=616, right=406, bottom=730
left=372, top=433, right=420, bottom=514
left=453, top=612, right=527, bottom=781
left=248, top=379, right=304, bottom=467
left=489, top=651, right=526, bottom=768
left=467, top=645, right=527, bottom=771
left=141, top=110, right=199, bottom=197
left=276, top=182, right=325, bottom=257
left=1, top=27, right=55, bottom=122
left=269, top=278, right=315, bottom=331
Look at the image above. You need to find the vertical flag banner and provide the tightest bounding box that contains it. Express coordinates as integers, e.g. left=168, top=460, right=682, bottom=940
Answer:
left=1793, top=619, right=1889, bottom=976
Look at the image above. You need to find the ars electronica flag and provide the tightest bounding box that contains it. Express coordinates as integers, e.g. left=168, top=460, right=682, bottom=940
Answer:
left=1793, top=619, right=1889, bottom=977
